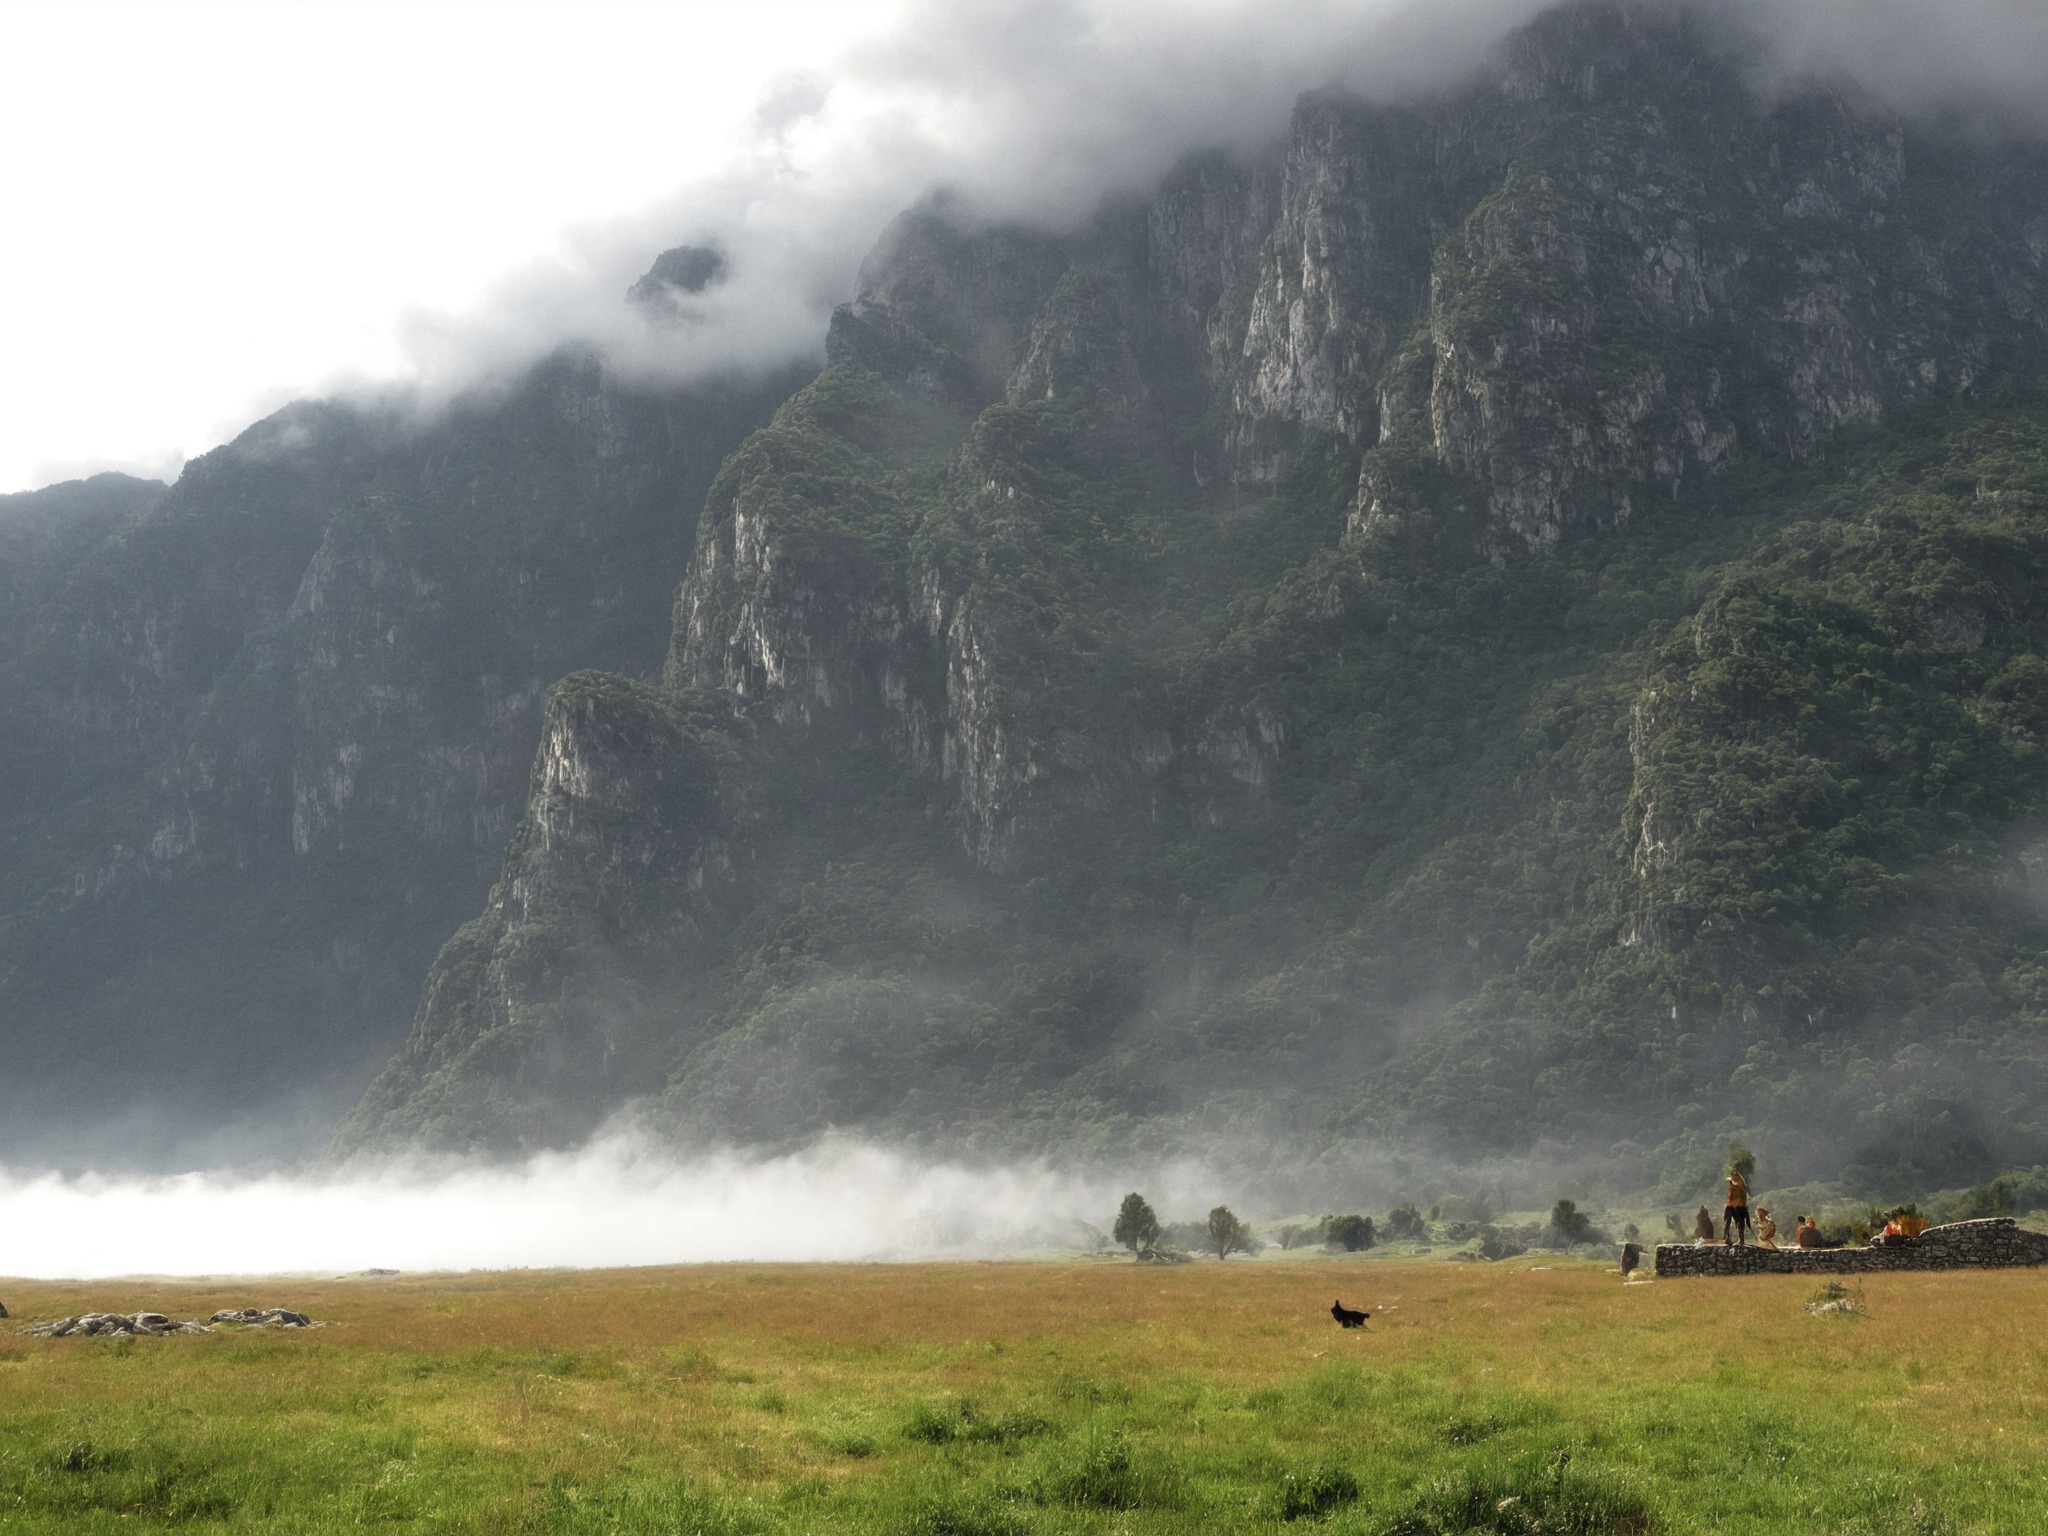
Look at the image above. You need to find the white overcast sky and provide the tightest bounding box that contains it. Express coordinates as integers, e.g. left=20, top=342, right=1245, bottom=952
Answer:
left=0, top=0, right=894, bottom=492
left=6, top=0, right=2045, bottom=497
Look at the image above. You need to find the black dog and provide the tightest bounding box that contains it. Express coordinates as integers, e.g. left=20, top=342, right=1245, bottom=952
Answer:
left=1330, top=1300, right=1368, bottom=1328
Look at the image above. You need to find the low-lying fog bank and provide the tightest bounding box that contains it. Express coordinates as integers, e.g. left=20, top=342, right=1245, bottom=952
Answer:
left=0, top=1134, right=1228, bottom=1278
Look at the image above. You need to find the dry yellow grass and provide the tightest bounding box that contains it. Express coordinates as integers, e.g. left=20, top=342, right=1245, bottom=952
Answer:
left=1, top=1257, right=2043, bottom=1531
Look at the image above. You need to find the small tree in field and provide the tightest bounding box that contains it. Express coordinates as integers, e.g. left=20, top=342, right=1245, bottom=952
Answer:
left=1551, top=1198, right=1593, bottom=1247
left=1113, top=1193, right=1160, bottom=1255
left=1207, top=1205, right=1253, bottom=1259
left=1322, top=1214, right=1376, bottom=1252
left=1385, top=1203, right=1426, bottom=1241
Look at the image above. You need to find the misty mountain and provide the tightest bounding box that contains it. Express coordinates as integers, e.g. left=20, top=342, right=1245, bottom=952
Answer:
left=12, top=0, right=2048, bottom=1190
left=0, top=355, right=800, bottom=1163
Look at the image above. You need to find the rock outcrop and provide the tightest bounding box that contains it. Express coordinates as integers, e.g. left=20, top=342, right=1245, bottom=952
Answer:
left=23, top=1307, right=312, bottom=1337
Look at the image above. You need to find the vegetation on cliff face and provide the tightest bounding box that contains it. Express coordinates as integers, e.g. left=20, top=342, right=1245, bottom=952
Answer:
left=0, top=359, right=797, bottom=1165
left=336, top=5, right=2048, bottom=1185
left=13, top=2, right=2048, bottom=1187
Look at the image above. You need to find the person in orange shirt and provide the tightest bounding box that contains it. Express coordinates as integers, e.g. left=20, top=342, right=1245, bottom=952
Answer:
left=1723, top=1166, right=1751, bottom=1246
left=1796, top=1215, right=1822, bottom=1248
left=1875, top=1206, right=1929, bottom=1245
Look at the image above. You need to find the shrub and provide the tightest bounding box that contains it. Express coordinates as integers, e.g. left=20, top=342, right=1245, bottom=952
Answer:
left=1440, top=1191, right=1498, bottom=1224
left=1385, top=1203, right=1427, bottom=1241
left=1323, top=1214, right=1376, bottom=1251
left=1936, top=1170, right=2048, bottom=1222
left=1473, top=1225, right=1521, bottom=1262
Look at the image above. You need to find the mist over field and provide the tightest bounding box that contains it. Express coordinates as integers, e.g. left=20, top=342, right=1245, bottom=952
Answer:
left=0, top=1135, right=1227, bottom=1279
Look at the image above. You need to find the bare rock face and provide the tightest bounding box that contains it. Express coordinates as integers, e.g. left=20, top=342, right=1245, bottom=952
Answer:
left=0, top=348, right=799, bottom=1162
left=335, top=1, right=2048, bottom=1158
left=670, top=2, right=2048, bottom=874
left=333, top=675, right=738, bottom=1155
left=833, top=7, right=2048, bottom=557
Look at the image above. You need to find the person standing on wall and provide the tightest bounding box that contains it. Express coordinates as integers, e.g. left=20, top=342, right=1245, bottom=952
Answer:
left=1723, top=1163, right=1751, bottom=1246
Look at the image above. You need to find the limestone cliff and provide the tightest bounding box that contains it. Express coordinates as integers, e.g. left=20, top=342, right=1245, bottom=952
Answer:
left=0, top=333, right=797, bottom=1162
left=334, top=675, right=738, bottom=1154
left=341, top=3, right=2048, bottom=1173
left=16, top=1, right=2048, bottom=1182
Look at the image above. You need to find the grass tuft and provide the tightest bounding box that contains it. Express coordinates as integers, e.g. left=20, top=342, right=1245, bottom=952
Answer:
left=1031, top=1427, right=1177, bottom=1511
left=1279, top=1463, right=1362, bottom=1520
left=1380, top=1452, right=1654, bottom=1535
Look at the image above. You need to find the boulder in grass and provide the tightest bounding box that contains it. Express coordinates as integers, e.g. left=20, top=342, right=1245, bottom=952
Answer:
left=26, top=1312, right=203, bottom=1337
left=22, top=1307, right=315, bottom=1337
left=207, top=1308, right=312, bottom=1328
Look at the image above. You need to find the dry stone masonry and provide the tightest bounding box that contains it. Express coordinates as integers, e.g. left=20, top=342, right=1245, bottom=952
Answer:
left=1655, top=1218, right=2048, bottom=1278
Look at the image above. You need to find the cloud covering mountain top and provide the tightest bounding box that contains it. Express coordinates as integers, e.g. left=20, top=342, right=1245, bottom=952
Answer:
left=7, top=0, right=2046, bottom=492
left=396, top=0, right=2048, bottom=417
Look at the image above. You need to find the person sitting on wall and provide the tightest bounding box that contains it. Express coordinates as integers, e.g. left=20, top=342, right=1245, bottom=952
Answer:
left=1754, top=1207, right=1779, bottom=1249
left=1723, top=1165, right=1752, bottom=1246
left=1872, top=1207, right=1928, bottom=1246
left=1693, top=1205, right=1717, bottom=1245
left=1796, top=1215, right=1823, bottom=1248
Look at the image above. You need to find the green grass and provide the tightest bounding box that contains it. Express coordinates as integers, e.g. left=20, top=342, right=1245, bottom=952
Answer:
left=0, top=1257, right=2042, bottom=1532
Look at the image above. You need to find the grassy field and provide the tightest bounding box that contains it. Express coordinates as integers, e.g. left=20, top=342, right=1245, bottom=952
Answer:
left=0, top=1255, right=2042, bottom=1533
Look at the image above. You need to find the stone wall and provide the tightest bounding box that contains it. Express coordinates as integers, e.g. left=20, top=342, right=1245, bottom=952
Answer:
left=1654, top=1218, right=2048, bottom=1277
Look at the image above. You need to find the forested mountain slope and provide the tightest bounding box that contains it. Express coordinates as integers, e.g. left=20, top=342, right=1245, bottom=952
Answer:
left=0, top=338, right=798, bottom=1163
left=335, top=2, right=2048, bottom=1192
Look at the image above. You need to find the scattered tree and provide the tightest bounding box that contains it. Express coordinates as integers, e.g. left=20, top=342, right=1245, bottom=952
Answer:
left=1385, top=1203, right=1426, bottom=1241
left=1322, top=1214, right=1376, bottom=1252
left=1275, top=1223, right=1319, bottom=1250
left=1550, top=1198, right=1593, bottom=1247
left=1113, top=1193, right=1160, bottom=1255
left=1207, top=1205, right=1254, bottom=1259
left=1441, top=1191, right=1497, bottom=1224
left=1473, top=1225, right=1520, bottom=1262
